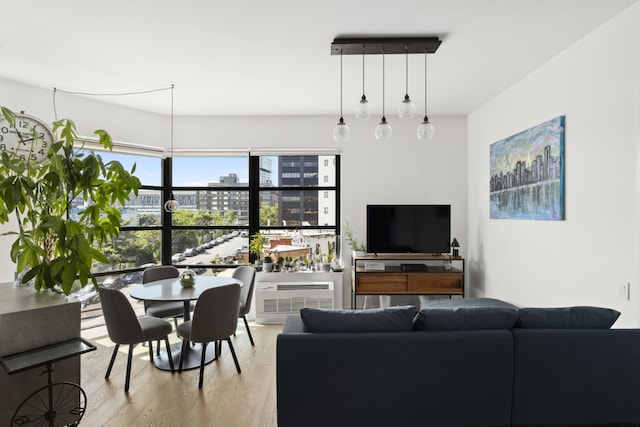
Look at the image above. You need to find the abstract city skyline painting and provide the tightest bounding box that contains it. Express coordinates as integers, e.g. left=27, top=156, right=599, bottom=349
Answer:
left=489, top=116, right=565, bottom=220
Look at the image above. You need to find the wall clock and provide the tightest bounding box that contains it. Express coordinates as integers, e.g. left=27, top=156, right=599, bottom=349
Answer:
left=0, top=112, right=55, bottom=164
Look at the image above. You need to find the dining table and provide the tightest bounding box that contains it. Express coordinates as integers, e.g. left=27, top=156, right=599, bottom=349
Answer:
left=129, top=275, right=241, bottom=371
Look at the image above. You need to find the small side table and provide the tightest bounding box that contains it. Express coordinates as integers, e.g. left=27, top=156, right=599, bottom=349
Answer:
left=1, top=338, right=96, bottom=427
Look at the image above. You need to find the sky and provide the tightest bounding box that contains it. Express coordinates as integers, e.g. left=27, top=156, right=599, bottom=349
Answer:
left=94, top=152, right=278, bottom=187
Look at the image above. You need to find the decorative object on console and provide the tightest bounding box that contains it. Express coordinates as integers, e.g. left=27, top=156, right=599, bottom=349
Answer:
left=331, top=37, right=441, bottom=141
left=489, top=115, right=565, bottom=220
left=451, top=238, right=460, bottom=256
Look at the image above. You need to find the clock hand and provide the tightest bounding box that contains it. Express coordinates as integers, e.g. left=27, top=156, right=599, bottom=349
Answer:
left=14, top=129, right=35, bottom=144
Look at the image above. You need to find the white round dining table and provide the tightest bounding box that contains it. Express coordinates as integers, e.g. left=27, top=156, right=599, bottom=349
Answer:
left=129, top=275, right=241, bottom=371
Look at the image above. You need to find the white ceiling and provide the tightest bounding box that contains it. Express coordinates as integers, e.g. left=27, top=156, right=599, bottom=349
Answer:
left=1, top=0, right=636, bottom=117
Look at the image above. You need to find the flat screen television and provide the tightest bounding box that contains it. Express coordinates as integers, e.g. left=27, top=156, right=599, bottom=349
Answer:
left=366, top=204, right=451, bottom=254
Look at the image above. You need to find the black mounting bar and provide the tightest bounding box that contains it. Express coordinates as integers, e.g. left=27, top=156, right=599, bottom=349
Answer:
left=331, top=37, right=442, bottom=55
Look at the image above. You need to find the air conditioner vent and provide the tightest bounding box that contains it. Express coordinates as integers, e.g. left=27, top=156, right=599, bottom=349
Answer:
left=256, top=281, right=335, bottom=324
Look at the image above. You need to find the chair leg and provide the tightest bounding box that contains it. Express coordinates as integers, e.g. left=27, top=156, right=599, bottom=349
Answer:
left=105, top=344, right=119, bottom=379
left=164, top=336, right=175, bottom=373
left=178, top=339, right=188, bottom=373
left=199, top=342, right=207, bottom=389
left=173, top=317, right=179, bottom=330
left=125, top=344, right=135, bottom=392
left=243, top=315, right=255, bottom=346
left=226, top=338, right=241, bottom=374
left=156, top=339, right=161, bottom=356
left=148, top=341, right=155, bottom=363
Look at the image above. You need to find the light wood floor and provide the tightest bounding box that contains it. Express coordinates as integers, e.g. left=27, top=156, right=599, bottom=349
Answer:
left=80, top=321, right=283, bottom=427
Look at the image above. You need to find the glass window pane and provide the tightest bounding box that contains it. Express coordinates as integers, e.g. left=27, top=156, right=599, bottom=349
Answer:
left=258, top=228, right=337, bottom=266
left=263, top=155, right=336, bottom=188
left=171, top=229, right=248, bottom=265
left=94, top=229, right=162, bottom=271
left=77, top=150, right=162, bottom=186
left=171, top=190, right=249, bottom=226
left=172, top=157, right=249, bottom=187
left=259, top=190, right=336, bottom=226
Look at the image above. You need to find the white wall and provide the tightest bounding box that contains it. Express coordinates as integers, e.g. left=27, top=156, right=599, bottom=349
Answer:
left=1, top=79, right=468, bottom=307
left=468, top=3, right=640, bottom=326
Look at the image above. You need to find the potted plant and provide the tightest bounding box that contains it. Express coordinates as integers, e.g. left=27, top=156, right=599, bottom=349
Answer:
left=262, top=255, right=274, bottom=273
left=249, top=231, right=268, bottom=266
left=344, top=221, right=366, bottom=257
left=273, top=256, right=284, bottom=273
left=0, top=106, right=141, bottom=295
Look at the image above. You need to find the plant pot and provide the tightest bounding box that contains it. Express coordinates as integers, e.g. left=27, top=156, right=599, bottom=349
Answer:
left=263, top=262, right=273, bottom=273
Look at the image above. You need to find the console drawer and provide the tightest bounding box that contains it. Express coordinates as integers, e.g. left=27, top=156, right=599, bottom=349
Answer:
left=356, top=274, right=407, bottom=293
left=407, top=273, right=463, bottom=293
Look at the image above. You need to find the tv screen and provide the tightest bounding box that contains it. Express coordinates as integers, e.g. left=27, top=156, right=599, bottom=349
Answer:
left=366, top=204, right=451, bottom=254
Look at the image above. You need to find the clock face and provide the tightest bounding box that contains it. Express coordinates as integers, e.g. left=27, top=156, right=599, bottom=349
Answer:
left=0, top=113, right=55, bottom=164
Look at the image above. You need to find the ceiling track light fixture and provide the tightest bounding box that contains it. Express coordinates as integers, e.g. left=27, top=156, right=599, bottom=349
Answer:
left=333, top=50, right=350, bottom=142
left=164, top=84, right=180, bottom=213
left=398, top=45, right=416, bottom=119
left=417, top=49, right=435, bottom=140
left=355, top=45, right=371, bottom=119
left=374, top=50, right=392, bottom=141
left=330, top=36, right=441, bottom=141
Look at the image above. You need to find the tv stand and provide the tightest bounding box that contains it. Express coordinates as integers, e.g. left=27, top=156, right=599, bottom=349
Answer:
left=351, top=254, right=464, bottom=309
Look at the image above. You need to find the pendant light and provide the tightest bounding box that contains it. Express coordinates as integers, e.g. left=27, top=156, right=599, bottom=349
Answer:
left=355, top=46, right=371, bottom=119
left=398, top=45, right=416, bottom=119
left=417, top=50, right=435, bottom=140
left=333, top=50, right=350, bottom=142
left=374, top=50, right=392, bottom=140
left=164, top=84, right=180, bottom=212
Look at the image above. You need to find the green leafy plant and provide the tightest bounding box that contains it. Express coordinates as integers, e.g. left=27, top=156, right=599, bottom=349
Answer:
left=249, top=231, right=268, bottom=260
left=0, top=106, right=141, bottom=295
left=344, top=221, right=366, bottom=252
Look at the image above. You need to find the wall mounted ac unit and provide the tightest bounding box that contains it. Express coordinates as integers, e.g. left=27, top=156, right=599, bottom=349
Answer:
left=255, top=281, right=334, bottom=324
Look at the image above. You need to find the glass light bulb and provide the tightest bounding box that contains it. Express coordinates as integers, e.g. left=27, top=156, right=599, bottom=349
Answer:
left=333, top=117, right=350, bottom=142
left=355, top=95, right=371, bottom=119
left=374, top=117, right=393, bottom=141
left=398, top=94, right=416, bottom=119
left=417, top=117, right=435, bottom=140
left=164, top=198, right=180, bottom=213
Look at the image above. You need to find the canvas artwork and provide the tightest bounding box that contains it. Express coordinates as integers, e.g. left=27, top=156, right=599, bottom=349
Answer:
left=489, top=116, right=565, bottom=220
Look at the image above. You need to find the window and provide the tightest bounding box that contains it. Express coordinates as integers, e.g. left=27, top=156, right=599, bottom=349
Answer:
left=80, top=152, right=340, bottom=287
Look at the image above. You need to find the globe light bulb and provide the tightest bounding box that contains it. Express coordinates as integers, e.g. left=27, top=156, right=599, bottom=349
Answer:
left=355, top=95, right=371, bottom=119
left=417, top=116, right=435, bottom=140
left=333, top=117, right=350, bottom=142
left=164, top=196, right=180, bottom=213
left=374, top=116, right=393, bottom=141
left=398, top=94, right=416, bottom=119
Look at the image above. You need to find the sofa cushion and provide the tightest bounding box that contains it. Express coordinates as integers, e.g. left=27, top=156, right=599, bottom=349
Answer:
left=515, top=306, right=620, bottom=329
left=414, top=297, right=519, bottom=331
left=300, top=306, right=417, bottom=333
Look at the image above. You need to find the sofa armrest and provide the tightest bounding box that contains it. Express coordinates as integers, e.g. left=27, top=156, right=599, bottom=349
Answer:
left=282, top=314, right=305, bottom=333
left=512, top=328, right=640, bottom=424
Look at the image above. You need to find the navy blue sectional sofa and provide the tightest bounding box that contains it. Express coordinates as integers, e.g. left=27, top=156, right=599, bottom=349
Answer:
left=276, top=298, right=640, bottom=427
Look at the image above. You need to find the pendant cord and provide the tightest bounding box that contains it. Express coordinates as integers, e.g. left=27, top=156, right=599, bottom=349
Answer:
left=405, top=46, right=409, bottom=96
left=340, top=51, right=343, bottom=117
left=362, top=46, right=366, bottom=97
left=424, top=50, right=428, bottom=117
left=382, top=50, right=386, bottom=117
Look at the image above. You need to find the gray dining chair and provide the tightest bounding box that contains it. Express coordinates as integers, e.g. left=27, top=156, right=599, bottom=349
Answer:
left=99, top=287, right=175, bottom=392
left=232, top=265, right=257, bottom=346
left=177, top=282, right=242, bottom=388
left=142, top=265, right=183, bottom=329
